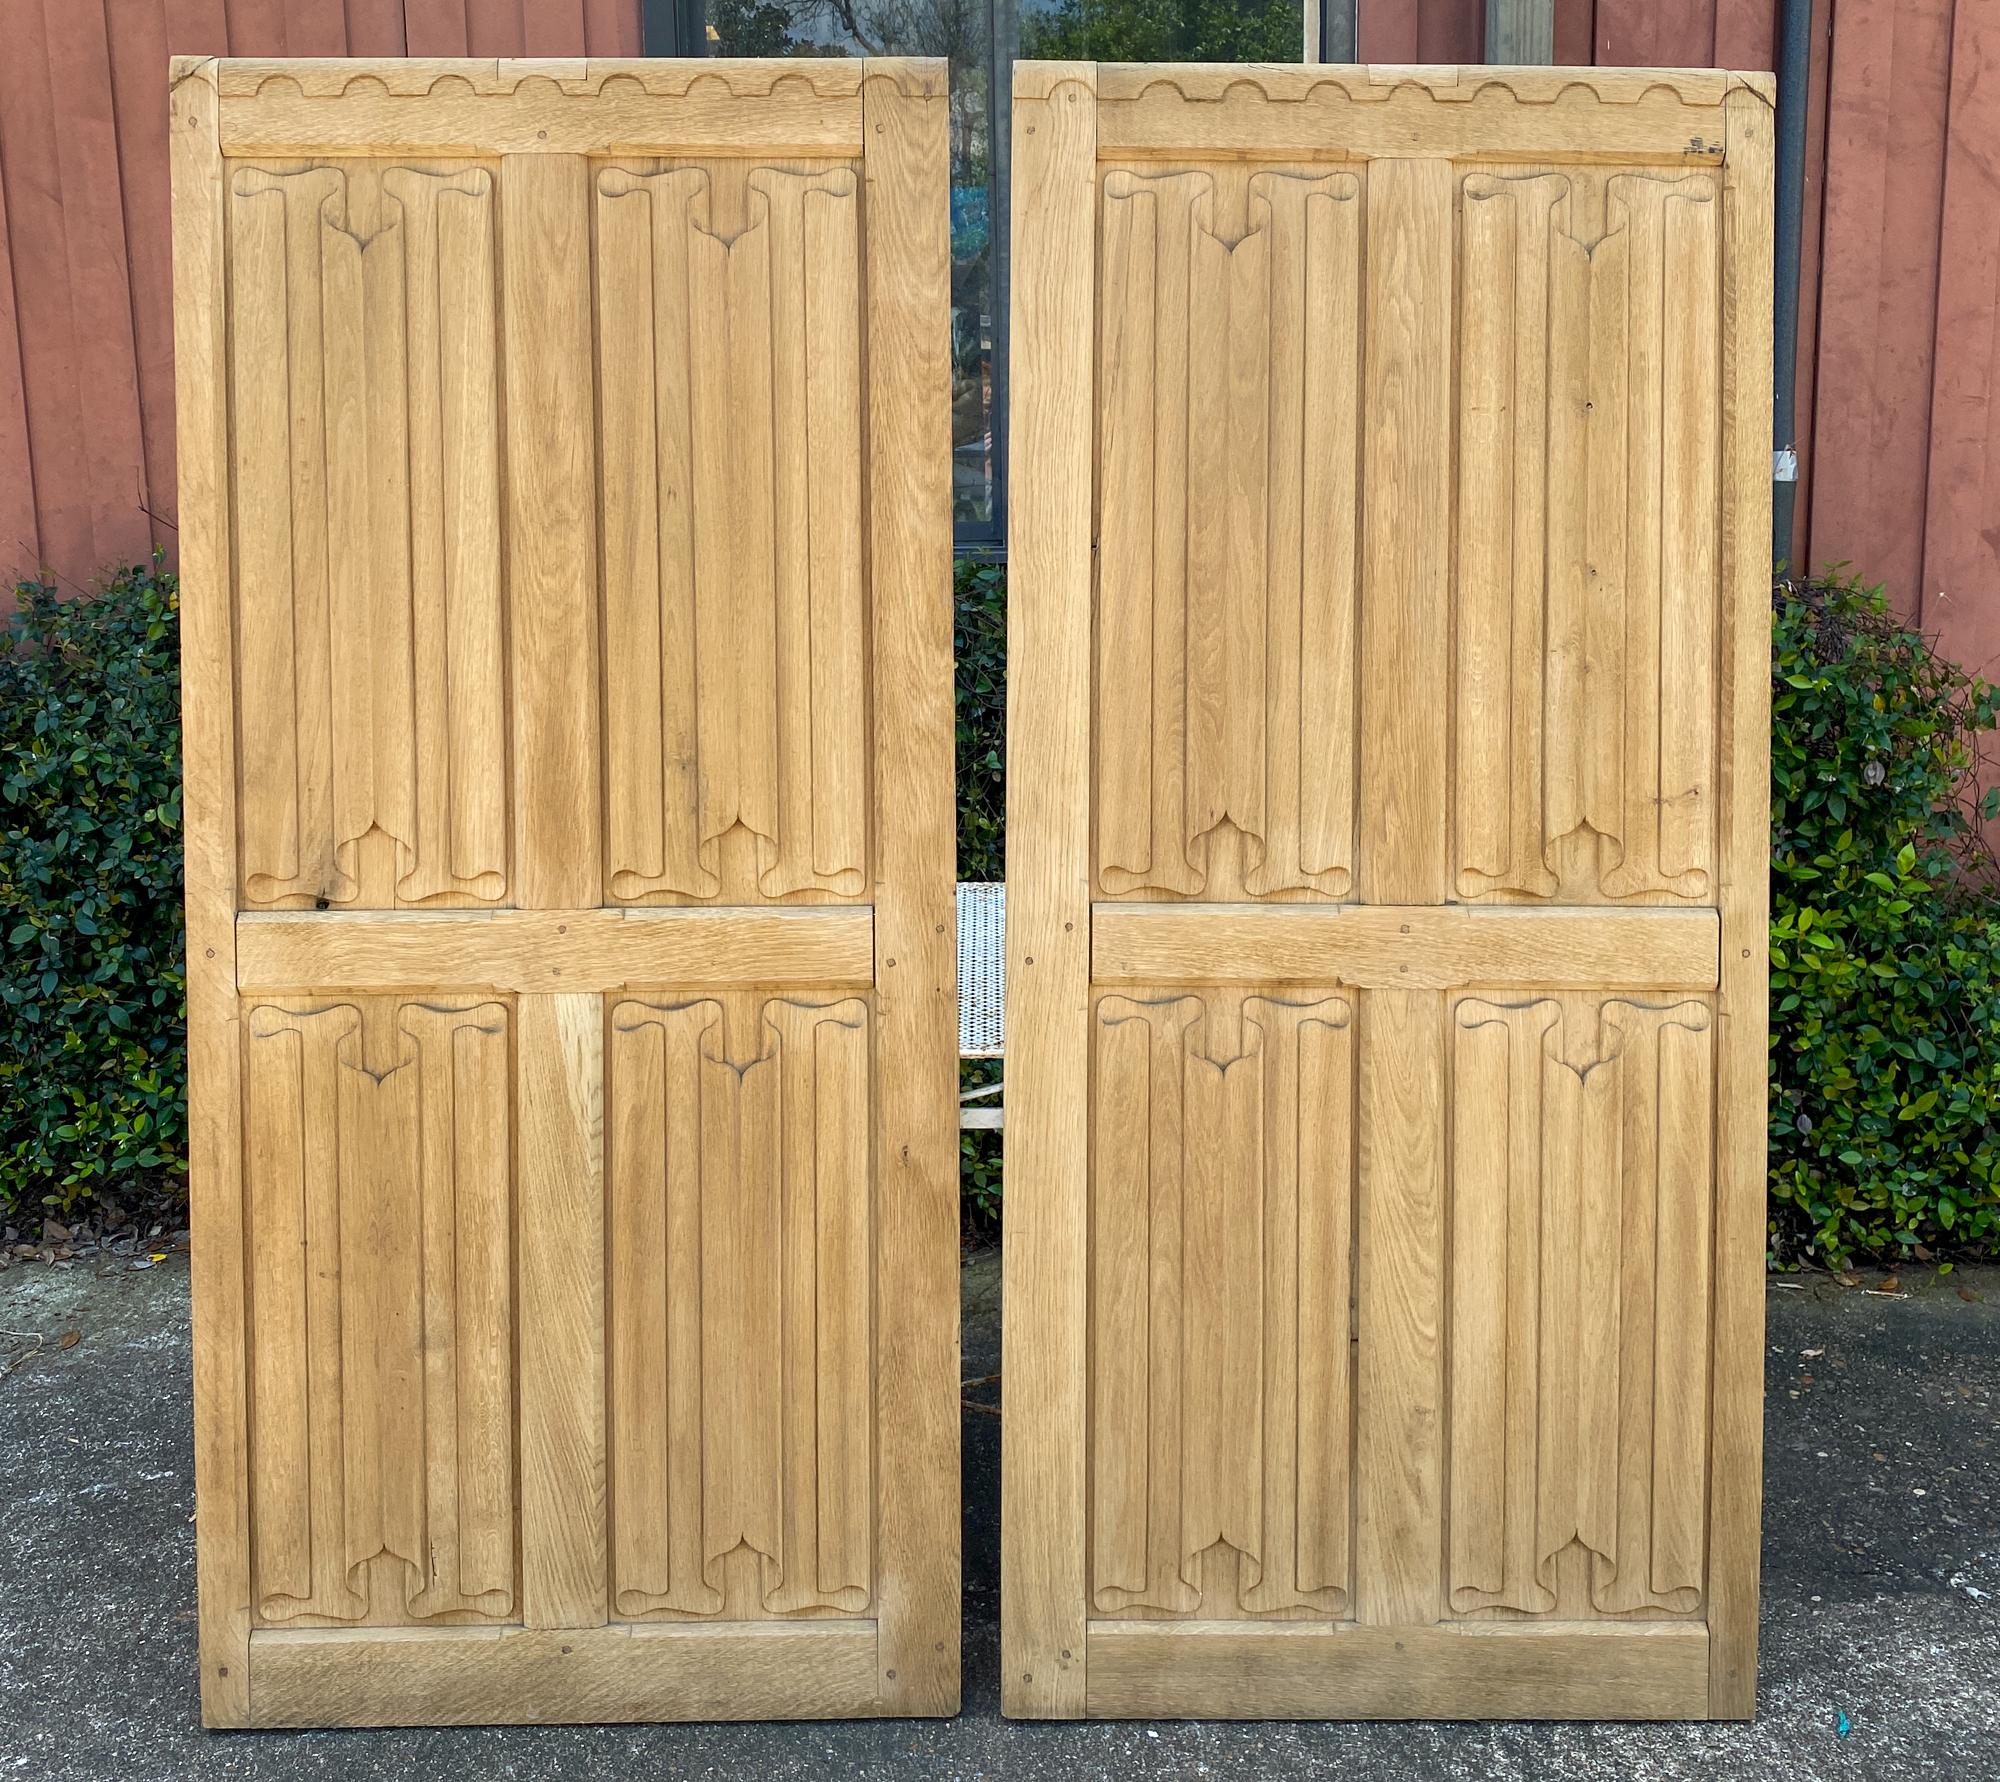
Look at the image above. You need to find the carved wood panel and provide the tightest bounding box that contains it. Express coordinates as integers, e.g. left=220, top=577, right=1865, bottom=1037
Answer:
left=228, top=161, right=507, bottom=910
left=1090, top=989, right=1354, bottom=1619
left=1007, top=61, right=1769, bottom=1721
left=1448, top=994, right=1714, bottom=1619
left=244, top=996, right=514, bottom=1627
left=1095, top=164, right=1361, bottom=903
left=1455, top=168, right=1721, bottom=904
left=181, top=57, right=956, bottom=1726
left=607, top=992, right=872, bottom=1620
left=597, top=160, right=869, bottom=906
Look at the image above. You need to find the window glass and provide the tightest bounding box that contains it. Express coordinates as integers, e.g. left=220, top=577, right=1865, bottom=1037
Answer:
left=674, top=0, right=1306, bottom=544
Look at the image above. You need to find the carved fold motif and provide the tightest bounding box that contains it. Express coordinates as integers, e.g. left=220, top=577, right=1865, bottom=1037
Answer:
left=609, top=994, right=872, bottom=1618
left=1096, top=169, right=1361, bottom=900
left=597, top=165, right=868, bottom=903
left=229, top=164, right=506, bottom=907
left=245, top=997, right=514, bottom=1624
left=1455, top=171, right=1719, bottom=902
left=1449, top=996, right=1713, bottom=1616
left=1091, top=991, right=1354, bottom=1617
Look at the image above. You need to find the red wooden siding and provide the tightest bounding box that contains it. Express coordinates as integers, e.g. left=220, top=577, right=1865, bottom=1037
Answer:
left=1357, top=0, right=1483, bottom=61
left=0, top=0, right=641, bottom=596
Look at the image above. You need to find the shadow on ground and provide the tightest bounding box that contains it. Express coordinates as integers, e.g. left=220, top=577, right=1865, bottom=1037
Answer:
left=1, top=1246, right=1995, bottom=1779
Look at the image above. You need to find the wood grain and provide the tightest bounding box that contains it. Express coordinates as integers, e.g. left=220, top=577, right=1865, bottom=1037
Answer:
left=1357, top=157, right=1451, bottom=906
left=235, top=907, right=875, bottom=993
left=247, top=1621, right=882, bottom=1726
left=169, top=54, right=251, bottom=1728
left=503, top=151, right=599, bottom=912
left=1006, top=59, right=1765, bottom=1724
left=1709, top=82, right=1775, bottom=1721
left=517, top=993, right=608, bottom=1629
left=1003, top=59, right=1097, bottom=1722
left=183, top=56, right=957, bottom=1724
left=1084, top=1621, right=1710, bottom=1720
left=1092, top=905, right=1720, bottom=991
left=862, top=59, right=962, bottom=1716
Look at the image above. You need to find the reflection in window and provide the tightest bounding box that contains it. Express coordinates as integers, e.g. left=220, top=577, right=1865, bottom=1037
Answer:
left=664, top=0, right=1305, bottom=544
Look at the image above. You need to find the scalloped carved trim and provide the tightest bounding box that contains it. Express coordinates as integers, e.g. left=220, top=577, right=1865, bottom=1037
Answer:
left=1091, top=61, right=1767, bottom=111
left=216, top=56, right=942, bottom=103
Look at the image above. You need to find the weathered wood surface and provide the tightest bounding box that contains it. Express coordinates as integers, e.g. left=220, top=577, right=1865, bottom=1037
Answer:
left=173, top=53, right=956, bottom=1728
left=1004, top=58, right=1771, bottom=1722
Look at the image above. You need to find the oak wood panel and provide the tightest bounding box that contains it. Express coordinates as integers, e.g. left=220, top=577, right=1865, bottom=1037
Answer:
left=1090, top=991, right=1354, bottom=1621
left=1091, top=905, right=1720, bottom=991
left=1357, top=156, right=1451, bottom=906
left=248, top=1621, right=882, bottom=1726
left=1091, top=65, right=1759, bottom=162
left=245, top=996, right=515, bottom=1627
left=1084, top=1622, right=1710, bottom=1720
left=1007, top=60, right=1768, bottom=1724
left=179, top=54, right=955, bottom=1728
left=595, top=154, right=868, bottom=905
left=607, top=995, right=872, bottom=1621
left=217, top=60, right=868, bottom=156
left=236, top=908, right=875, bottom=993
left=1448, top=996, right=1713, bottom=1620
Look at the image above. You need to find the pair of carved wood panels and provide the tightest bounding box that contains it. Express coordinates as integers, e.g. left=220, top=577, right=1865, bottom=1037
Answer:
left=175, top=52, right=1771, bottom=1731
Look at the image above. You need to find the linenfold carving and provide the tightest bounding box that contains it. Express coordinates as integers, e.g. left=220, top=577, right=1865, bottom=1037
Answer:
left=609, top=994, right=873, bottom=1618
left=246, top=998, right=514, bottom=1625
left=229, top=164, right=506, bottom=908
left=597, top=165, right=868, bottom=903
left=1096, top=169, right=1360, bottom=901
left=1091, top=990, right=1354, bottom=1617
left=1449, top=995, right=1713, bottom=1617
left=1455, top=170, right=1720, bottom=903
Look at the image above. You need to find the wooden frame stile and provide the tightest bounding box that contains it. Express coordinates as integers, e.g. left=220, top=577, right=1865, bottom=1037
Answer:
left=170, top=54, right=252, bottom=1729
left=1002, top=59, right=1097, bottom=1721
left=1004, top=61, right=1775, bottom=1724
left=862, top=58, right=963, bottom=1716
left=1710, top=80, right=1777, bottom=1722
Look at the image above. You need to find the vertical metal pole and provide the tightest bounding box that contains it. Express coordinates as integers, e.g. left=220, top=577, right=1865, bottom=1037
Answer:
left=1772, top=0, right=1812, bottom=566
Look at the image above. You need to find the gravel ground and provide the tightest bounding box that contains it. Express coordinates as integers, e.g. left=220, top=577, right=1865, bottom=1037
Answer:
left=1, top=1245, right=1996, bottom=1780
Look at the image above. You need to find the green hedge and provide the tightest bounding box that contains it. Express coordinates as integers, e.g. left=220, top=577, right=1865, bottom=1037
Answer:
left=1768, top=572, right=2000, bottom=1267
left=2, top=566, right=185, bottom=1217
left=6, top=559, right=2000, bottom=1270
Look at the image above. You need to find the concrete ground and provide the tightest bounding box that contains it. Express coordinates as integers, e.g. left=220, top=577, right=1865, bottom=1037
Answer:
left=1, top=1248, right=1996, bottom=1781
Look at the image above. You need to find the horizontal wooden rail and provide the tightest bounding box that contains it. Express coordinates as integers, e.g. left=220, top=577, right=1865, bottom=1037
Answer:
left=1091, top=904, right=1720, bottom=991
left=247, top=1621, right=881, bottom=1726
left=1084, top=1621, right=1709, bottom=1720
left=235, top=906, right=875, bottom=995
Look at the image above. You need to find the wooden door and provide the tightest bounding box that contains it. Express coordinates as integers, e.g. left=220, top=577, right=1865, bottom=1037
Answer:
left=172, top=56, right=957, bottom=1728
left=1004, top=61, right=1772, bottom=1722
